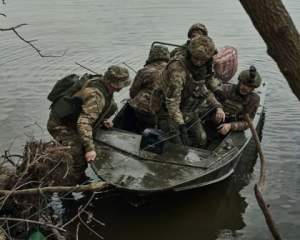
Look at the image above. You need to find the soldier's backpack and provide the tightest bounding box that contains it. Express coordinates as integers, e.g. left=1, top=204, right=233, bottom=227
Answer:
left=47, top=73, right=98, bottom=102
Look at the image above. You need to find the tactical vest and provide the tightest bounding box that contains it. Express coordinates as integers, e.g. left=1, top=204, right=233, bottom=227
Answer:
left=166, top=59, right=208, bottom=113
left=51, top=77, right=117, bottom=127
left=222, top=84, right=249, bottom=117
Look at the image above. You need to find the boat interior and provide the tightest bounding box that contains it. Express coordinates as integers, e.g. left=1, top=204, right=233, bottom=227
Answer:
left=112, top=103, right=227, bottom=154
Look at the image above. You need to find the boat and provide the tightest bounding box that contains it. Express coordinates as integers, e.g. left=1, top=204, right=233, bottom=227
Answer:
left=91, top=80, right=267, bottom=195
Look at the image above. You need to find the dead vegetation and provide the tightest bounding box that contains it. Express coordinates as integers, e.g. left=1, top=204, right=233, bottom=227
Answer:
left=0, top=138, right=106, bottom=240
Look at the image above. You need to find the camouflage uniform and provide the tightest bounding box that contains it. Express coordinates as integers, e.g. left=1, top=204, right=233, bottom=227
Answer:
left=203, top=66, right=261, bottom=139
left=170, top=41, right=189, bottom=60
left=128, top=45, right=170, bottom=133
left=47, top=66, right=131, bottom=176
left=170, top=23, right=208, bottom=60
left=156, top=35, right=222, bottom=147
left=221, top=83, right=260, bottom=131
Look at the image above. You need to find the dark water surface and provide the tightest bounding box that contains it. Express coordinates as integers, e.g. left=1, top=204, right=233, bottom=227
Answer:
left=1, top=0, right=300, bottom=239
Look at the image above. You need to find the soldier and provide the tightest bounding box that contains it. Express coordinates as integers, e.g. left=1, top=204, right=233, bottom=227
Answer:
left=47, top=65, right=131, bottom=176
left=170, top=23, right=208, bottom=60
left=203, top=66, right=261, bottom=137
left=128, top=45, right=170, bottom=134
left=154, top=35, right=226, bottom=148
left=169, top=23, right=226, bottom=102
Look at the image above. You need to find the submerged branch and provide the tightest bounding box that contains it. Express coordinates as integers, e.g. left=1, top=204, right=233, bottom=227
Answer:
left=0, top=217, right=66, bottom=232
left=0, top=182, right=108, bottom=196
left=245, top=114, right=266, bottom=192
left=245, top=114, right=283, bottom=240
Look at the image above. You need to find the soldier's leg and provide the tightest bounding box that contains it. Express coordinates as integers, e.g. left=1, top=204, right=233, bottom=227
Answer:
left=187, top=116, right=207, bottom=148
left=156, top=107, right=181, bottom=143
left=47, top=113, right=87, bottom=177
left=157, top=117, right=181, bottom=143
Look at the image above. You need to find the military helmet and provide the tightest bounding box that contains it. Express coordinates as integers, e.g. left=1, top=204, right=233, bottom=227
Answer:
left=238, top=66, right=261, bottom=88
left=187, top=23, right=208, bottom=38
left=104, top=65, right=131, bottom=88
left=148, top=45, right=170, bottom=62
left=188, top=35, right=215, bottom=59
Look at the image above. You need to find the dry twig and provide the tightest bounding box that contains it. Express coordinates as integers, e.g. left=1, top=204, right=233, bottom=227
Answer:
left=76, top=223, right=80, bottom=240
left=245, top=114, right=283, bottom=240
left=62, top=192, right=96, bottom=228
left=83, top=210, right=105, bottom=226
left=79, top=214, right=104, bottom=239
left=0, top=217, right=66, bottom=232
left=0, top=182, right=107, bottom=196
left=0, top=24, right=68, bottom=57
left=24, top=121, right=44, bottom=134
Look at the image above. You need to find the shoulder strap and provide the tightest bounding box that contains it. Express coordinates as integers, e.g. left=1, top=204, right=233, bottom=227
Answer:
left=92, top=100, right=114, bottom=129
left=72, top=77, right=99, bottom=97
left=178, top=58, right=191, bottom=83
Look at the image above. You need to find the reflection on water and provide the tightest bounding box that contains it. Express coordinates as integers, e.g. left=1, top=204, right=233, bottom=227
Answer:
left=1, top=0, right=300, bottom=239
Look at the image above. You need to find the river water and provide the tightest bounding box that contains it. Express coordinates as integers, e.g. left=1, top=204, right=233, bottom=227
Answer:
left=1, top=0, right=300, bottom=239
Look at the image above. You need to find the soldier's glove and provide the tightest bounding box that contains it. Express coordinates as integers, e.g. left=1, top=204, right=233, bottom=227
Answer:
left=178, top=124, right=192, bottom=146
left=214, top=89, right=227, bottom=102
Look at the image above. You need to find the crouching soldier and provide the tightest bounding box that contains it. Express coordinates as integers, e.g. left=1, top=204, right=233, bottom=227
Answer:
left=128, top=45, right=170, bottom=134
left=203, top=66, right=261, bottom=138
left=152, top=35, right=225, bottom=148
left=47, top=66, right=131, bottom=177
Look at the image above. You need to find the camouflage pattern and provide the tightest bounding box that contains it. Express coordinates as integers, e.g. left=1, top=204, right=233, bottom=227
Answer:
left=222, top=83, right=260, bottom=131
left=238, top=67, right=262, bottom=88
left=148, top=45, right=170, bottom=62
left=128, top=61, right=167, bottom=116
left=104, top=65, right=131, bottom=88
left=170, top=42, right=188, bottom=60
left=158, top=59, right=221, bottom=125
left=47, top=113, right=87, bottom=175
left=47, top=85, right=109, bottom=175
left=188, top=35, right=215, bottom=60
left=157, top=106, right=207, bottom=146
left=187, top=23, right=208, bottom=38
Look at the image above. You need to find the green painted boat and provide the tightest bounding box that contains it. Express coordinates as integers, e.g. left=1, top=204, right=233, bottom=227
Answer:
left=91, top=81, right=267, bottom=194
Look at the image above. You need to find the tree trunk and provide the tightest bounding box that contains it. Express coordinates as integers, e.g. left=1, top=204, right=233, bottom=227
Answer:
left=239, top=0, right=300, bottom=101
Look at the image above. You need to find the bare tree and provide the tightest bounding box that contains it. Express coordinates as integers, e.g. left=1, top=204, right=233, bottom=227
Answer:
left=240, top=0, right=300, bottom=101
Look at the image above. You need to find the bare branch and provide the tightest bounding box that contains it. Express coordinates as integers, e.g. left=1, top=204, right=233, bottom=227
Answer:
left=0, top=217, right=66, bottom=232
left=2, top=0, right=6, bottom=5
left=245, top=114, right=283, bottom=240
left=76, top=223, right=80, bottom=240
left=0, top=13, right=6, bottom=17
left=0, top=182, right=108, bottom=196
left=0, top=23, right=27, bottom=31
left=79, top=214, right=104, bottom=239
left=83, top=210, right=105, bottom=226
left=62, top=192, right=96, bottom=228
left=43, top=215, right=66, bottom=240
left=0, top=24, right=68, bottom=57
left=24, top=121, right=44, bottom=134
left=245, top=114, right=265, bottom=192
left=0, top=225, right=11, bottom=240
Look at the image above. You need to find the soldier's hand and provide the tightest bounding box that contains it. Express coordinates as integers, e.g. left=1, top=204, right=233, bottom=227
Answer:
left=215, top=108, right=225, bottom=124
left=178, top=124, right=192, bottom=146
left=103, top=120, right=114, bottom=129
left=85, top=150, right=96, bottom=163
left=217, top=124, right=231, bottom=135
